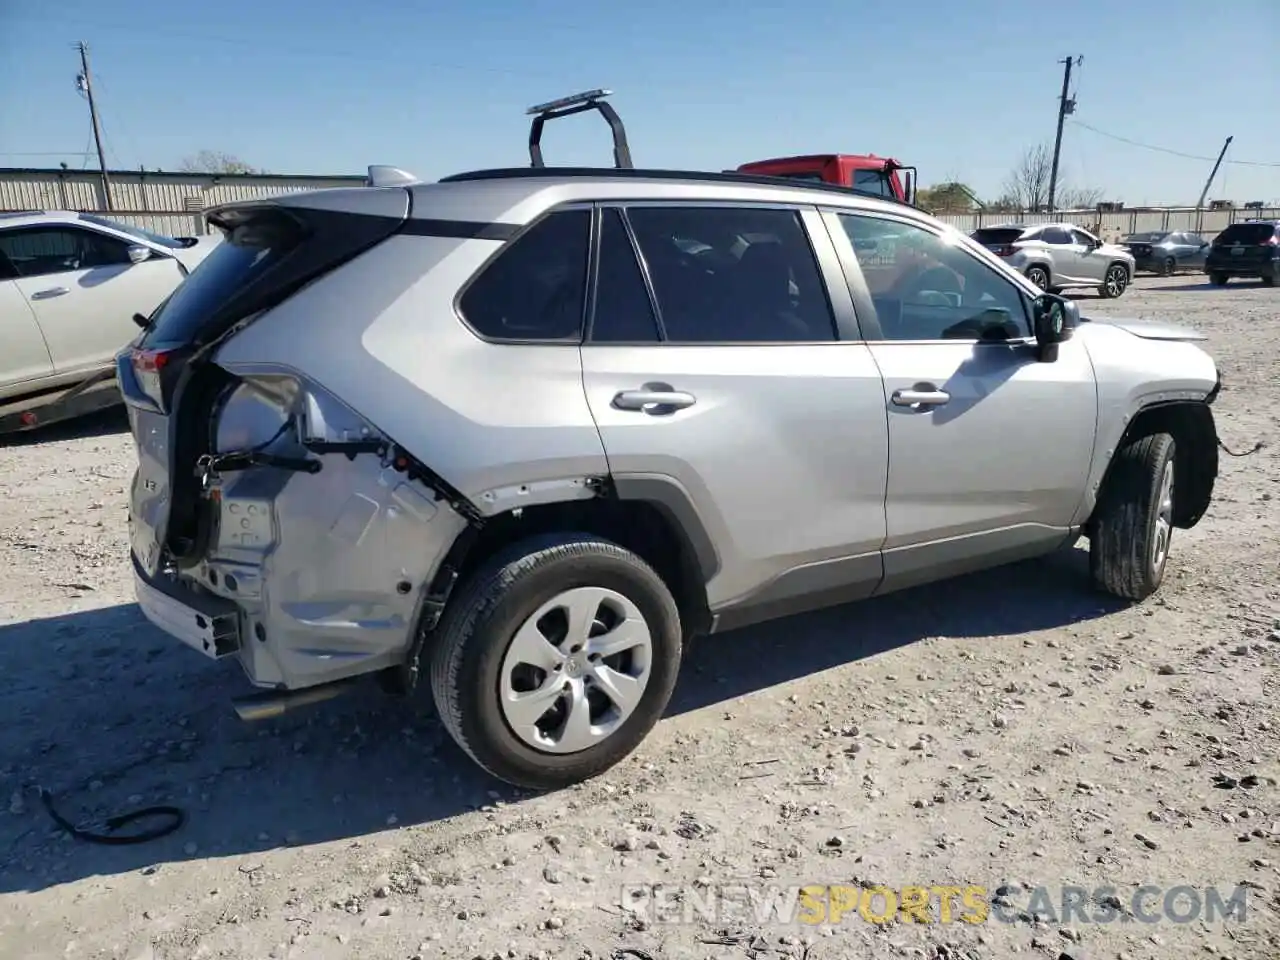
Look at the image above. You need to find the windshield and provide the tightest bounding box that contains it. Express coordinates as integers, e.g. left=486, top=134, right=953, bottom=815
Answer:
left=79, top=213, right=186, bottom=249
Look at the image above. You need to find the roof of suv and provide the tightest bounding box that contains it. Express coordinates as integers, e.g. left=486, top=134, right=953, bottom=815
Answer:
left=436, top=165, right=919, bottom=207
left=382, top=166, right=928, bottom=232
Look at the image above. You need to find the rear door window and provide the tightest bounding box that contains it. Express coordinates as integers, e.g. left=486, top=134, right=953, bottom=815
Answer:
left=459, top=209, right=590, bottom=342
left=625, top=205, right=837, bottom=343
left=1041, top=227, right=1074, bottom=245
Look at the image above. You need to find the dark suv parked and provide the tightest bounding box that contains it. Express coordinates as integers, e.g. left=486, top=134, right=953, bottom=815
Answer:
left=1204, top=220, right=1280, bottom=286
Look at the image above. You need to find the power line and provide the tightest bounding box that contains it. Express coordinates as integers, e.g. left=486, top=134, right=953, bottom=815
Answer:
left=1069, top=120, right=1280, bottom=167
left=7, top=10, right=565, bottom=82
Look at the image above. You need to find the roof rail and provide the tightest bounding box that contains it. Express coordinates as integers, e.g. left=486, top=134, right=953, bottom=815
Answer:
left=526, top=89, right=633, bottom=170
left=365, top=165, right=420, bottom=187
left=438, top=165, right=919, bottom=209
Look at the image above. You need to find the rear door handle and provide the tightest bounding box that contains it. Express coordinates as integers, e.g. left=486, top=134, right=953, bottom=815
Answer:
left=31, top=286, right=69, bottom=300
left=612, top=386, right=697, bottom=414
left=891, top=388, right=951, bottom=408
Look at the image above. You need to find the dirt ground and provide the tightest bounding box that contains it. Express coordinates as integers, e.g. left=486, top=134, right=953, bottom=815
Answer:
left=1, top=274, right=1277, bottom=960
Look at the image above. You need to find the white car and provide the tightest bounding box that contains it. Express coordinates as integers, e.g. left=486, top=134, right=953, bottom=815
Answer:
left=0, top=210, right=220, bottom=433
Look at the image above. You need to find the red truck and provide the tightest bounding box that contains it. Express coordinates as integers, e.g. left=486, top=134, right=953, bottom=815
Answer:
left=735, top=154, right=917, bottom=204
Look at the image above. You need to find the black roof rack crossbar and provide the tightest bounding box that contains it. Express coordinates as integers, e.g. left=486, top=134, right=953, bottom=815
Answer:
left=526, top=89, right=633, bottom=170
left=438, top=166, right=919, bottom=209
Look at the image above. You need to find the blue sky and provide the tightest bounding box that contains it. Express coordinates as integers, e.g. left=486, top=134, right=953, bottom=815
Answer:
left=2, top=0, right=1277, bottom=205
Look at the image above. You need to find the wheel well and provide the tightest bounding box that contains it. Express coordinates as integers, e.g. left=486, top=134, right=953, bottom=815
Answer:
left=437, top=498, right=712, bottom=639
left=1026, top=262, right=1051, bottom=280
left=1109, top=260, right=1132, bottom=277
left=1095, top=401, right=1218, bottom=529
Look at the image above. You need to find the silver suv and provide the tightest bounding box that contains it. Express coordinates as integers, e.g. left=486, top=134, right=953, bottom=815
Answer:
left=120, top=93, right=1220, bottom=789
left=971, top=222, right=1136, bottom=298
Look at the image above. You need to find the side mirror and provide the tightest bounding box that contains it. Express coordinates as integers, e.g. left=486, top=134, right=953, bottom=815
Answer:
left=126, top=244, right=151, bottom=264
left=1031, top=292, right=1078, bottom=362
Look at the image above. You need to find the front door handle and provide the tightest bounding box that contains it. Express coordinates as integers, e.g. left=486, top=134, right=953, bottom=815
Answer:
left=891, top=387, right=951, bottom=408
left=31, top=286, right=70, bottom=300
left=612, top=385, right=697, bottom=414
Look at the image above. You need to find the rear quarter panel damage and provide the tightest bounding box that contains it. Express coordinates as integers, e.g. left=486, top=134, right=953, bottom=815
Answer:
left=196, top=368, right=470, bottom=689
left=213, top=231, right=610, bottom=511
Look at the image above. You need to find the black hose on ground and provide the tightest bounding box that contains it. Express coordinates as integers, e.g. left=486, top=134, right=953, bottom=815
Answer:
left=38, top=786, right=185, bottom=845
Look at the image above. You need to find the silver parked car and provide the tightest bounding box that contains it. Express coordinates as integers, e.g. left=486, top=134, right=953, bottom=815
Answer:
left=1120, top=230, right=1210, bottom=276
left=121, top=93, right=1220, bottom=789
left=971, top=222, right=1136, bottom=298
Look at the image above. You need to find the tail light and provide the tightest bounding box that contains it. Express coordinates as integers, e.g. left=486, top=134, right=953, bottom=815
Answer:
left=994, top=245, right=1016, bottom=257
left=1264, top=236, right=1278, bottom=246
left=130, top=347, right=178, bottom=409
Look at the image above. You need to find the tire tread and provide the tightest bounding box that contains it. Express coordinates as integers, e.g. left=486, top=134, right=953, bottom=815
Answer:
left=1089, top=432, right=1175, bottom=601
left=428, top=532, right=680, bottom=788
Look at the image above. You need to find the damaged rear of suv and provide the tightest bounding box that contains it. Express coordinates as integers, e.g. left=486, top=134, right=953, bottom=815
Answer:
left=124, top=92, right=1222, bottom=790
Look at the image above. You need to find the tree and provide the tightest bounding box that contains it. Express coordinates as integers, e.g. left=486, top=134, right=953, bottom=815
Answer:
left=178, top=150, right=263, bottom=175
left=1001, top=143, right=1054, bottom=212
left=917, top=181, right=981, bottom=213
left=1001, top=142, right=1104, bottom=213
left=1058, top=184, right=1105, bottom=209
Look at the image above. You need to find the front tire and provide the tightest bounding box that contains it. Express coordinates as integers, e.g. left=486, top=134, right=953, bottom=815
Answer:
left=1098, top=263, right=1130, bottom=298
left=429, top=533, right=682, bottom=790
left=1089, top=433, right=1177, bottom=601
left=1209, top=272, right=1229, bottom=286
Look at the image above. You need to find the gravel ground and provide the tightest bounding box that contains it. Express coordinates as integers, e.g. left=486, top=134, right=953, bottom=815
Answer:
left=1, top=275, right=1277, bottom=960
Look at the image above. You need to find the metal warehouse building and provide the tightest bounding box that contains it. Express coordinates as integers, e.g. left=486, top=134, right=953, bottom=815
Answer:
left=3, top=165, right=1276, bottom=239
left=0, top=167, right=366, bottom=236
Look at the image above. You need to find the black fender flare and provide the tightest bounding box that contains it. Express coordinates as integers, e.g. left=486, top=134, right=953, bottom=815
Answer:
left=610, top=474, right=720, bottom=584
left=1095, top=400, right=1219, bottom=530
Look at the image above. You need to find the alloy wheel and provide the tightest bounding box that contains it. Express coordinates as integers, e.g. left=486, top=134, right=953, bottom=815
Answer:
left=1151, top=458, right=1175, bottom=574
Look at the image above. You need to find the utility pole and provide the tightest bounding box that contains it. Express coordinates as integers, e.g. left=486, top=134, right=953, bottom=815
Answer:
left=1047, top=55, right=1081, bottom=215
left=1196, top=136, right=1233, bottom=210
left=75, top=41, right=113, bottom=211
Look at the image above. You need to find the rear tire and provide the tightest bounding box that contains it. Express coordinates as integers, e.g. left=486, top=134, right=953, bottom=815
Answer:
left=1089, top=433, right=1177, bottom=601
left=1261, top=273, right=1275, bottom=287
left=1161, top=256, right=1177, bottom=277
left=429, top=532, right=682, bottom=790
left=1025, top=265, right=1050, bottom=290
left=1209, top=272, right=1229, bottom=286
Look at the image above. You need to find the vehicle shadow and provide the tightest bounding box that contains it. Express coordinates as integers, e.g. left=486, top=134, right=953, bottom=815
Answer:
left=0, top=405, right=129, bottom=448
left=673, top=543, right=1116, bottom=710
left=1153, top=280, right=1270, bottom=292
left=0, top=544, right=1122, bottom=893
